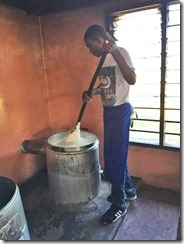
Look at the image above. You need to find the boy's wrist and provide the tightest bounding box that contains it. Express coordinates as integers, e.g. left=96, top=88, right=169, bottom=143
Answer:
left=111, top=46, right=120, bottom=55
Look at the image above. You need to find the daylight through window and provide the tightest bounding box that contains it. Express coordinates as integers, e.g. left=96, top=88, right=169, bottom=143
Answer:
left=109, top=1, right=180, bottom=149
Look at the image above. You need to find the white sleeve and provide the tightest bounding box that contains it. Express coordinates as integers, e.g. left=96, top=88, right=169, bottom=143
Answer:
left=120, top=48, right=134, bottom=68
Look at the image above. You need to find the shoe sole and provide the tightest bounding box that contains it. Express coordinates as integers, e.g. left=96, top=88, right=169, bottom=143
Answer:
left=125, top=195, right=137, bottom=201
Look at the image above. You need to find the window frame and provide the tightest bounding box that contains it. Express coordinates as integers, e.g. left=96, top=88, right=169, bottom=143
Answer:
left=107, top=0, right=180, bottom=151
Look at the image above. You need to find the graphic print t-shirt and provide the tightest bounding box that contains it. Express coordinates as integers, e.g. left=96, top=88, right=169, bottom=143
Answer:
left=99, top=47, right=134, bottom=107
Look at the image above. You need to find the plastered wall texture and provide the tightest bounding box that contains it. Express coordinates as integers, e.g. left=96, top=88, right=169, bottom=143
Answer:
left=0, top=5, right=50, bottom=184
left=0, top=3, right=180, bottom=190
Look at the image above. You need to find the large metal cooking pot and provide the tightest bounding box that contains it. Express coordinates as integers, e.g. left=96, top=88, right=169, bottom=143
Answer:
left=21, top=130, right=101, bottom=205
left=46, top=131, right=101, bottom=204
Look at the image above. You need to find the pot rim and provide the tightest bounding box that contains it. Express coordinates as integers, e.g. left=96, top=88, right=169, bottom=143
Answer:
left=47, top=131, right=99, bottom=152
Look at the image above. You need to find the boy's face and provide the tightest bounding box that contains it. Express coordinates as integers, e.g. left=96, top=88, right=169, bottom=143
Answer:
left=85, top=37, right=104, bottom=57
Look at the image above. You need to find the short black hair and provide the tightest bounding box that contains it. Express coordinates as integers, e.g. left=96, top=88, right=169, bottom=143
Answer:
left=84, top=25, right=106, bottom=41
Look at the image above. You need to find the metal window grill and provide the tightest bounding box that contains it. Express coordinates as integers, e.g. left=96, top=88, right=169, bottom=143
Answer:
left=109, top=1, right=180, bottom=149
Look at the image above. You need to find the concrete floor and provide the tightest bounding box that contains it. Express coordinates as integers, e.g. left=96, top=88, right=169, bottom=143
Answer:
left=19, top=168, right=181, bottom=241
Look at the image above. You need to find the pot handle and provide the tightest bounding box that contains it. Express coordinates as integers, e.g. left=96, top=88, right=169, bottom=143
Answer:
left=20, top=139, right=46, bottom=155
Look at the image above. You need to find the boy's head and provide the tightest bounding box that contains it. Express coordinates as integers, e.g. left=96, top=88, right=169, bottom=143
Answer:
left=84, top=25, right=107, bottom=57
left=84, top=25, right=107, bottom=41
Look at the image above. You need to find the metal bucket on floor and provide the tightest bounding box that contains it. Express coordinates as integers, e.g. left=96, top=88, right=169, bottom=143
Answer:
left=0, top=176, right=31, bottom=240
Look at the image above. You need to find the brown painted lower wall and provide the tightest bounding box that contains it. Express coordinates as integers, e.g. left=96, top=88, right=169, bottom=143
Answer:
left=128, top=145, right=180, bottom=190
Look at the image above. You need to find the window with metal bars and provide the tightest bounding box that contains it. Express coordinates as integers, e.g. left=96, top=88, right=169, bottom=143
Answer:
left=109, top=1, right=180, bottom=149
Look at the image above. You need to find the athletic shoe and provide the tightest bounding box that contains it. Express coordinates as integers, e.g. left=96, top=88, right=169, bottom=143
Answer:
left=125, top=188, right=137, bottom=200
left=100, top=204, right=127, bottom=225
